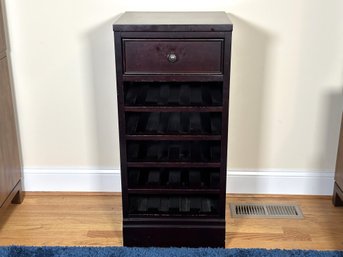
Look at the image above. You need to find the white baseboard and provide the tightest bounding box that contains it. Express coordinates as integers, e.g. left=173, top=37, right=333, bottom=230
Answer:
left=23, top=169, right=122, bottom=192
left=226, top=170, right=334, bottom=195
left=23, top=169, right=335, bottom=195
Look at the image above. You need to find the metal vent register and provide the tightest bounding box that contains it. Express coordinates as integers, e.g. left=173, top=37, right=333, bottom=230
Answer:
left=230, top=203, right=303, bottom=219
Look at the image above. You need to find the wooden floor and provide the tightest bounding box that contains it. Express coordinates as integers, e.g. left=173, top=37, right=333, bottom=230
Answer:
left=0, top=193, right=343, bottom=250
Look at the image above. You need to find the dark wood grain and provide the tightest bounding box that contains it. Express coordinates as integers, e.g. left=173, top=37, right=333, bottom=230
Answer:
left=333, top=182, right=343, bottom=206
left=127, top=162, right=221, bottom=168
left=218, top=32, right=232, bottom=218
left=114, top=31, right=129, bottom=218
left=123, top=74, right=224, bottom=82
left=123, top=226, right=225, bottom=247
left=124, top=106, right=223, bottom=112
left=126, top=135, right=221, bottom=141
left=127, top=189, right=220, bottom=194
left=113, top=12, right=232, bottom=247
left=123, top=39, right=223, bottom=75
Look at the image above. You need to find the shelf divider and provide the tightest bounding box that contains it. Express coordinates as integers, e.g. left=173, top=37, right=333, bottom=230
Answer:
left=124, top=106, right=223, bottom=112
left=127, top=162, right=222, bottom=168
left=126, top=135, right=221, bottom=141
left=128, top=188, right=220, bottom=194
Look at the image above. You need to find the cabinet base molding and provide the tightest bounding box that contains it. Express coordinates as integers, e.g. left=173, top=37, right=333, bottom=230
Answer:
left=123, top=224, right=225, bottom=247
left=333, top=182, right=343, bottom=206
left=0, top=180, right=24, bottom=215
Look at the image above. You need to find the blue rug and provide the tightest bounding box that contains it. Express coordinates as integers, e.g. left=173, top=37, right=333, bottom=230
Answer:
left=0, top=246, right=343, bottom=257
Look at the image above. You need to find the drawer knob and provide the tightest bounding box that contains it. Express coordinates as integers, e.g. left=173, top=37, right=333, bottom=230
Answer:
left=167, top=53, right=177, bottom=63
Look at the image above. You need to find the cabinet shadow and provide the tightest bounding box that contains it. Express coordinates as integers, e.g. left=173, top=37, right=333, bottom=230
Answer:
left=227, top=14, right=272, bottom=183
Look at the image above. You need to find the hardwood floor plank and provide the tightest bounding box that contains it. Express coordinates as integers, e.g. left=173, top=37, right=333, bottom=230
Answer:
left=0, top=193, right=343, bottom=249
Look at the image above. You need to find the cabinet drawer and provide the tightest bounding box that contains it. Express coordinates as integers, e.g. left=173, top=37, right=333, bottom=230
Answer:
left=123, top=39, right=223, bottom=74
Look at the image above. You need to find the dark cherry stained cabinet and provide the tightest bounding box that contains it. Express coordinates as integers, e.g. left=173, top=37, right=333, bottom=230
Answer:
left=333, top=113, right=343, bottom=206
left=0, top=0, right=23, bottom=216
left=113, top=12, right=233, bottom=247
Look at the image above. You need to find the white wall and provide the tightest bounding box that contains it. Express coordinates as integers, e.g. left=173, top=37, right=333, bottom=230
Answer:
left=3, top=1, right=343, bottom=191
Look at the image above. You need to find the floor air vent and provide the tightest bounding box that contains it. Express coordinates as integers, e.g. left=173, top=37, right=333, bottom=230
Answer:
left=229, top=203, right=303, bottom=219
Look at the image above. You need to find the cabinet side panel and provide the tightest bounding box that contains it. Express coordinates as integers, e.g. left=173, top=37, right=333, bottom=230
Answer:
left=335, top=113, right=343, bottom=190
left=114, top=32, right=129, bottom=217
left=0, top=57, right=21, bottom=207
left=0, top=0, right=6, bottom=53
left=219, top=32, right=232, bottom=218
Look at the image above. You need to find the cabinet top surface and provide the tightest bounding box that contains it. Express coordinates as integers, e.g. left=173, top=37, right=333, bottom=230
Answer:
left=113, top=12, right=233, bottom=32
